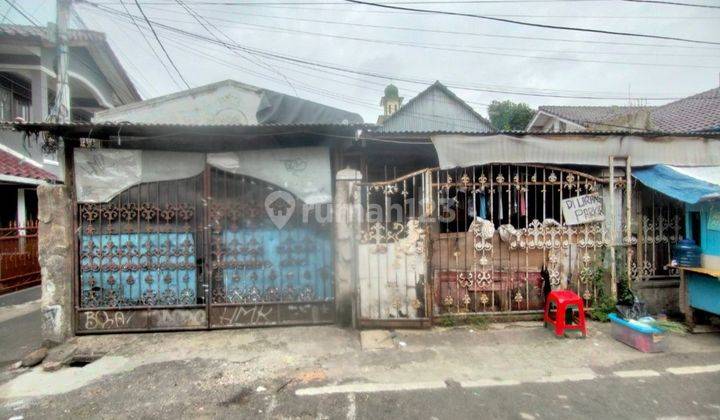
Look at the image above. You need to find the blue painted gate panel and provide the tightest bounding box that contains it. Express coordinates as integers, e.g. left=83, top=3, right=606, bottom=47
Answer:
left=80, top=233, right=197, bottom=307
left=215, top=226, right=333, bottom=303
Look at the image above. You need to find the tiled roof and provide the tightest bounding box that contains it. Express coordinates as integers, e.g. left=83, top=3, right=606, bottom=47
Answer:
left=538, top=105, right=652, bottom=127
left=0, top=24, right=105, bottom=44
left=651, top=87, right=720, bottom=132
left=537, top=87, right=720, bottom=132
left=0, top=149, right=56, bottom=182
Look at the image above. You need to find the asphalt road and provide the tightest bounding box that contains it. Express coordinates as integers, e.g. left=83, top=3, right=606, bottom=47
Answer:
left=3, top=353, right=718, bottom=419
left=0, top=286, right=42, bottom=368
left=255, top=371, right=720, bottom=420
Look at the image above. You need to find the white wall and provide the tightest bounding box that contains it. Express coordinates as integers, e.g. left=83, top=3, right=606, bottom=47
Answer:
left=93, top=83, right=262, bottom=125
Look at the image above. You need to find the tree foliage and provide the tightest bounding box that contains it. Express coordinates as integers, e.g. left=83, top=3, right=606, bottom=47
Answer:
left=488, top=100, right=535, bottom=131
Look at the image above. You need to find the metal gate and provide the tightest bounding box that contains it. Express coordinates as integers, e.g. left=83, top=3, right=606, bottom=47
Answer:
left=206, top=168, right=334, bottom=328
left=76, top=168, right=334, bottom=333
left=356, top=164, right=623, bottom=325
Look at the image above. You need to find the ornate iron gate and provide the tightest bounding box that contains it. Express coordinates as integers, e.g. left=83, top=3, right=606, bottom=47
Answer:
left=430, top=165, right=606, bottom=317
left=356, top=170, right=433, bottom=327
left=76, top=168, right=334, bottom=333
left=77, top=175, right=207, bottom=333
left=356, top=164, right=619, bottom=326
left=206, top=168, right=334, bottom=328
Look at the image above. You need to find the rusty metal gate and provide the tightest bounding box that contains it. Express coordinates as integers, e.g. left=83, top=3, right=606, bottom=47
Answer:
left=76, top=168, right=333, bottom=333
left=356, top=164, right=627, bottom=326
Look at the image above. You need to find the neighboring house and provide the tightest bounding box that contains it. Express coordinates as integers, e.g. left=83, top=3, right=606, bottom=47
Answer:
left=526, top=105, right=651, bottom=132
left=94, top=79, right=363, bottom=125
left=377, top=81, right=494, bottom=134
left=0, top=23, right=139, bottom=243
left=526, top=86, right=720, bottom=133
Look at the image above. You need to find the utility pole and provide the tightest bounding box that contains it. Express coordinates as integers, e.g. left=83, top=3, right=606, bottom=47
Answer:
left=53, top=0, right=71, bottom=123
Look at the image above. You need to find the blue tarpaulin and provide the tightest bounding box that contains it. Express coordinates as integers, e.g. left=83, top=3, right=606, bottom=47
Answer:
left=633, top=165, right=720, bottom=204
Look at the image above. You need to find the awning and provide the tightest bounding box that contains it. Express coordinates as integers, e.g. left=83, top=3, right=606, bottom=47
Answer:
left=432, top=134, right=720, bottom=168
left=633, top=165, right=720, bottom=204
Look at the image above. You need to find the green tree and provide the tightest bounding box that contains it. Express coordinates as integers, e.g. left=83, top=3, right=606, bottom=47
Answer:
left=488, top=100, right=535, bottom=131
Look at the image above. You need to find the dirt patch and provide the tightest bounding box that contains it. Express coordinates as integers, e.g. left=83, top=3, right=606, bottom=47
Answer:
left=220, top=387, right=253, bottom=406
left=293, top=369, right=327, bottom=384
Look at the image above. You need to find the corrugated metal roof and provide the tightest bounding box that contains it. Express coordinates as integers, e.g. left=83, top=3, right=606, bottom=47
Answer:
left=0, top=24, right=106, bottom=45
left=380, top=81, right=494, bottom=133
left=369, top=128, right=720, bottom=137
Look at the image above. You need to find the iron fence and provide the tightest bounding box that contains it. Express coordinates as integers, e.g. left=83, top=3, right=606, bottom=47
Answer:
left=0, top=221, right=40, bottom=294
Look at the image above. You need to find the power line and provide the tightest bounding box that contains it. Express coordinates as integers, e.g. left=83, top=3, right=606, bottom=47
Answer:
left=101, top=21, right=491, bottom=129
left=132, top=0, right=192, bottom=89
left=91, top=0, right=618, bottom=4
left=3, top=0, right=41, bottom=26
left=145, top=4, right=720, bottom=52
left=341, top=0, right=720, bottom=45
left=141, top=6, right=720, bottom=57
left=81, top=1, right=708, bottom=101
left=621, top=0, right=720, bottom=9
left=120, top=0, right=184, bottom=90
left=91, top=0, right=720, bottom=8
left=86, top=2, right=720, bottom=96
left=166, top=16, right=720, bottom=69
left=174, top=0, right=299, bottom=95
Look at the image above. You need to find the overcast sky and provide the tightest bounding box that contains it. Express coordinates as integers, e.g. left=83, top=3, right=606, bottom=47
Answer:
left=7, top=0, right=720, bottom=122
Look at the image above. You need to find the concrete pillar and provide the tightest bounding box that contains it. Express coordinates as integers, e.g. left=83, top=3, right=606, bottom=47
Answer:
left=37, top=184, right=74, bottom=345
left=334, top=168, right=363, bottom=327
left=17, top=188, right=27, bottom=252
left=30, top=70, right=48, bottom=121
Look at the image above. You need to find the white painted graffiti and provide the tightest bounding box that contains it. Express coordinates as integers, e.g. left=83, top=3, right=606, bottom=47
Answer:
left=217, top=305, right=274, bottom=326
left=83, top=310, right=135, bottom=330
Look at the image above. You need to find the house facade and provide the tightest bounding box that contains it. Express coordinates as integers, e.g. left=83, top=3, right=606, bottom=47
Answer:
left=526, top=86, right=720, bottom=133
left=0, top=23, right=139, bottom=294
left=14, top=79, right=720, bottom=340
left=0, top=23, right=140, bottom=223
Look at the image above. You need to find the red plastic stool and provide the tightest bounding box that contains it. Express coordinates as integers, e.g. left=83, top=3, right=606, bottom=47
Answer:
left=544, top=290, right=587, bottom=338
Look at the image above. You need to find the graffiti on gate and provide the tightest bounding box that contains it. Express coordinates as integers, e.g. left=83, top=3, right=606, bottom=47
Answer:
left=82, top=310, right=135, bottom=330
left=216, top=305, right=275, bottom=326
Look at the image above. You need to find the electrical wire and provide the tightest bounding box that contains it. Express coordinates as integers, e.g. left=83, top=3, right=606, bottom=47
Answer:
left=160, top=16, right=720, bottom=69
left=174, top=0, right=299, bottom=95
left=91, top=15, right=494, bottom=129
left=132, top=0, right=192, bottom=88
left=621, top=0, right=720, bottom=9
left=80, top=1, right=706, bottom=101
left=120, top=0, right=184, bottom=90
left=3, top=0, right=41, bottom=26
left=143, top=5, right=720, bottom=53
left=341, top=0, right=720, bottom=45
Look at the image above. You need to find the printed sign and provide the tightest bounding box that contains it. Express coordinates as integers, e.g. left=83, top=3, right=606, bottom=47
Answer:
left=561, top=194, right=605, bottom=225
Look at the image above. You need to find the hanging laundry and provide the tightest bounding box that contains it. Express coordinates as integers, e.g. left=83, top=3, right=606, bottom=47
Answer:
left=520, top=193, right=526, bottom=216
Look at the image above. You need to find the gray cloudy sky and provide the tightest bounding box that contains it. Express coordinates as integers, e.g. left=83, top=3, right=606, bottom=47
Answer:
left=8, top=0, right=720, bottom=122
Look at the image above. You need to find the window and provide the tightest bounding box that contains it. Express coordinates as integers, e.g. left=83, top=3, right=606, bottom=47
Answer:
left=0, top=73, right=32, bottom=122
left=14, top=96, right=29, bottom=120
left=0, top=87, right=11, bottom=121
